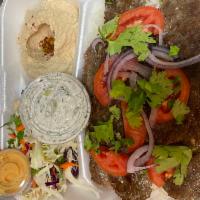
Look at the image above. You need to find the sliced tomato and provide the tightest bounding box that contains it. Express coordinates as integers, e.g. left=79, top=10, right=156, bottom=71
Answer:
left=156, top=69, right=190, bottom=123
left=147, top=157, right=175, bottom=187
left=111, top=6, right=164, bottom=39
left=93, top=62, right=111, bottom=107
left=90, top=147, right=128, bottom=176
left=121, top=102, right=147, bottom=153
left=147, top=157, right=165, bottom=187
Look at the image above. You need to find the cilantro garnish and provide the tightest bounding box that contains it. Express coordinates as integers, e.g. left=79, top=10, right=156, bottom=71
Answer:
left=84, top=106, right=133, bottom=153
left=9, top=114, right=22, bottom=127
left=110, top=80, right=146, bottom=127
left=17, top=131, right=24, bottom=140
left=125, top=111, right=143, bottom=128
left=107, top=26, right=156, bottom=61
left=169, top=45, right=180, bottom=57
left=153, top=145, right=192, bottom=185
left=7, top=138, right=16, bottom=148
left=109, top=105, right=120, bottom=120
left=110, top=71, right=190, bottom=127
left=99, top=16, right=119, bottom=39
left=137, top=70, right=173, bottom=108
left=172, top=100, right=190, bottom=124
left=110, top=79, right=132, bottom=101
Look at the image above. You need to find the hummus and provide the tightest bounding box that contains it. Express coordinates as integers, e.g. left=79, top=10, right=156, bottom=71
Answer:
left=0, top=149, right=31, bottom=196
left=18, top=0, right=79, bottom=79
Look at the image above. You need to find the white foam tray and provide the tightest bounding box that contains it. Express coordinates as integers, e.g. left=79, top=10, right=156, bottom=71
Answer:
left=0, top=0, right=119, bottom=199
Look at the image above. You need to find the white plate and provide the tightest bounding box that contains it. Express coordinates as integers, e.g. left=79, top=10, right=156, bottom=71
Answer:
left=0, top=0, right=119, bottom=199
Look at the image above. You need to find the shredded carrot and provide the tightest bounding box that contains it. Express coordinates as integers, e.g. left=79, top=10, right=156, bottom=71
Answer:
left=31, top=179, right=37, bottom=188
left=16, top=124, right=25, bottom=132
left=20, top=144, right=28, bottom=155
left=60, top=162, right=78, bottom=170
left=20, top=139, right=26, bottom=145
left=8, top=133, right=16, bottom=139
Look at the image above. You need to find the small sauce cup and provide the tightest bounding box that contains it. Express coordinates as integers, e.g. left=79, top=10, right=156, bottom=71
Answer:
left=0, top=149, right=31, bottom=197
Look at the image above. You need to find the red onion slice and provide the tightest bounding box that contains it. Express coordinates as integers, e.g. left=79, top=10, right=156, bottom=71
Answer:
left=134, top=111, right=155, bottom=167
left=104, top=54, right=110, bottom=76
left=127, top=111, right=155, bottom=173
left=127, top=145, right=155, bottom=173
left=152, top=49, right=174, bottom=61
left=151, top=46, right=169, bottom=54
left=149, top=108, right=158, bottom=128
left=119, top=60, right=152, bottom=79
left=106, top=50, right=136, bottom=91
left=111, top=54, right=137, bottom=82
left=146, top=52, right=200, bottom=69
left=91, top=38, right=105, bottom=52
left=129, top=72, right=138, bottom=88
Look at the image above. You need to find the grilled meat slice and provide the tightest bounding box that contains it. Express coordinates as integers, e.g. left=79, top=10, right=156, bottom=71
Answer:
left=108, top=172, right=152, bottom=200
left=105, top=0, right=145, bottom=21
left=162, top=0, right=200, bottom=58
left=82, top=1, right=200, bottom=200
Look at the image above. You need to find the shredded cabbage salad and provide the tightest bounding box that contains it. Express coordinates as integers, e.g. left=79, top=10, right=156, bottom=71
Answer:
left=4, top=112, right=80, bottom=200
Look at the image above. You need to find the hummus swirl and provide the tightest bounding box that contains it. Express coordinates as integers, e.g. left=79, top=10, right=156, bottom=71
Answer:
left=18, top=0, right=79, bottom=79
left=0, top=149, right=30, bottom=196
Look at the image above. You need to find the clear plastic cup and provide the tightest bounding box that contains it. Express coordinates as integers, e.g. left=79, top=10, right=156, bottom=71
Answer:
left=19, top=72, right=91, bottom=144
left=0, top=149, right=31, bottom=197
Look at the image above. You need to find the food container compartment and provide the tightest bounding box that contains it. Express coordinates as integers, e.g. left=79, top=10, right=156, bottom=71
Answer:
left=0, top=0, right=119, bottom=199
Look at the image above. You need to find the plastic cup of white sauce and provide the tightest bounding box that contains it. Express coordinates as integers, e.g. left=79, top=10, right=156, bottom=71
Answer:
left=19, top=72, right=91, bottom=144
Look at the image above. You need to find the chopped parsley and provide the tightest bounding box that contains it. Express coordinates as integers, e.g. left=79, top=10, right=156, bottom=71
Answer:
left=110, top=71, right=190, bottom=127
left=172, top=100, right=190, bottom=124
left=84, top=106, right=133, bottom=153
left=107, top=25, right=156, bottom=61
left=110, top=79, right=132, bottom=101
left=110, top=80, right=146, bottom=127
left=153, top=145, right=192, bottom=185
left=169, top=45, right=180, bottom=57
left=99, top=16, right=119, bottom=39
left=109, top=105, right=121, bottom=120
left=137, top=70, right=173, bottom=108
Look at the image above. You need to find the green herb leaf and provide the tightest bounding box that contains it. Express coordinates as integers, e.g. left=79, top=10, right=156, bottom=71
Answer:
left=128, top=90, right=146, bottom=113
left=172, top=100, right=190, bottom=124
left=92, top=118, right=114, bottom=143
left=84, top=134, right=93, bottom=151
left=110, top=80, right=145, bottom=128
left=55, top=156, right=66, bottom=165
left=125, top=111, right=142, bottom=128
left=110, top=80, right=132, bottom=101
left=169, top=45, right=180, bottom=57
left=84, top=106, right=133, bottom=152
left=7, top=138, right=15, bottom=148
left=99, top=16, right=119, bottom=39
left=107, top=25, right=156, bottom=61
left=110, top=138, right=133, bottom=152
left=153, top=145, right=192, bottom=185
left=31, top=168, right=41, bottom=176
left=109, top=105, right=121, bottom=120
left=138, top=70, right=173, bottom=107
left=17, top=131, right=24, bottom=140
left=9, top=114, right=22, bottom=127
